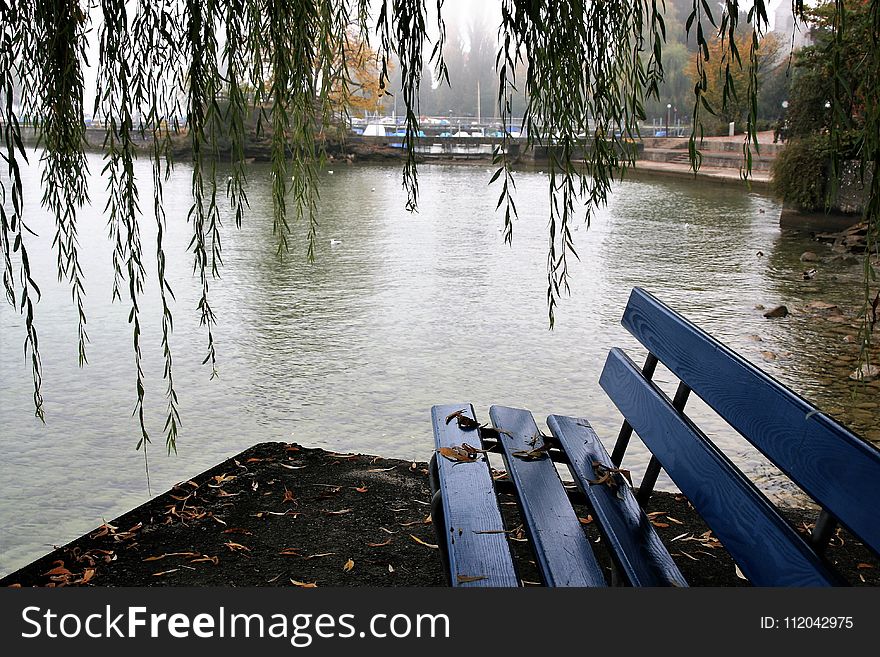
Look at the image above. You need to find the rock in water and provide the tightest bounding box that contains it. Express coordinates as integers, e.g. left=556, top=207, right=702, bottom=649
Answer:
left=849, top=364, right=880, bottom=382
left=763, top=305, right=789, bottom=318
left=800, top=251, right=819, bottom=262
left=804, top=301, right=840, bottom=313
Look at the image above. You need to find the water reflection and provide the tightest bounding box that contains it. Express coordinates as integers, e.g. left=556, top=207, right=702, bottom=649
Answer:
left=0, top=156, right=875, bottom=576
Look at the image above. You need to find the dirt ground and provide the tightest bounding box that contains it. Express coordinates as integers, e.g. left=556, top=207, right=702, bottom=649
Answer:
left=2, top=442, right=877, bottom=588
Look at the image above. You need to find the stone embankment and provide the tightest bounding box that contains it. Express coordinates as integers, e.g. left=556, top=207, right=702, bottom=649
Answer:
left=633, top=131, right=779, bottom=186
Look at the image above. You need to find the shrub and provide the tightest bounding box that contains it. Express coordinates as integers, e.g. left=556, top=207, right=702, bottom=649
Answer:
left=771, top=136, right=831, bottom=211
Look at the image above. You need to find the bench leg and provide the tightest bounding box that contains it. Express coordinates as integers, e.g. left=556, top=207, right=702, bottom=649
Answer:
left=810, top=509, right=839, bottom=554
left=636, top=456, right=662, bottom=507
left=431, top=490, right=452, bottom=585
left=428, top=453, right=439, bottom=495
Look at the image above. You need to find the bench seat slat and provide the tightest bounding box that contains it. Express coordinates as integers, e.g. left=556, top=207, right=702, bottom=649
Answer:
left=489, top=406, right=606, bottom=587
left=547, top=414, right=688, bottom=587
left=600, top=349, right=843, bottom=587
left=622, top=287, right=880, bottom=555
left=431, top=404, right=519, bottom=587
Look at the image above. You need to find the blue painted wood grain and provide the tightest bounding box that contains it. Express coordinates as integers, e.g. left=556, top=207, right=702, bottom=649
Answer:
left=489, top=406, right=607, bottom=587
left=621, top=287, right=880, bottom=555
left=600, top=349, right=843, bottom=586
left=430, top=404, right=519, bottom=587
left=547, top=413, right=688, bottom=587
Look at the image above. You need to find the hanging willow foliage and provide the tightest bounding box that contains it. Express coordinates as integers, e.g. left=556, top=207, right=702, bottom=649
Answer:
left=0, top=0, right=877, bottom=463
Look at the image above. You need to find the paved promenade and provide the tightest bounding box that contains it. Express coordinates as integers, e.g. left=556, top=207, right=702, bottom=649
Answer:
left=633, top=130, right=778, bottom=187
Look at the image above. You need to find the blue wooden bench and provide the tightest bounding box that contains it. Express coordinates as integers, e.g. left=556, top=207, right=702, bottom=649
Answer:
left=429, top=287, right=880, bottom=586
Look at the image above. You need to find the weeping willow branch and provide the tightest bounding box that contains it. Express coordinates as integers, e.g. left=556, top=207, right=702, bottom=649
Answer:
left=223, top=0, right=250, bottom=231
left=98, top=0, right=151, bottom=476
left=493, top=1, right=648, bottom=326
left=185, top=0, right=221, bottom=378
left=36, top=0, right=90, bottom=369
left=134, top=0, right=183, bottom=454
left=1, top=19, right=45, bottom=421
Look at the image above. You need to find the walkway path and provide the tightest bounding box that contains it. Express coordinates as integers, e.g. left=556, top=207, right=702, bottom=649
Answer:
left=633, top=130, right=779, bottom=187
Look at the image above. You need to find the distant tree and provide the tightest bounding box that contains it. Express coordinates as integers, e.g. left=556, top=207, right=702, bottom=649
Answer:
left=644, top=42, right=691, bottom=127
left=328, top=29, right=387, bottom=118
left=687, top=26, right=782, bottom=134
left=773, top=0, right=877, bottom=212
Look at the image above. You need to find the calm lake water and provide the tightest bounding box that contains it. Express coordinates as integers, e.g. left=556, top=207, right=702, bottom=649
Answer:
left=1, top=154, right=877, bottom=576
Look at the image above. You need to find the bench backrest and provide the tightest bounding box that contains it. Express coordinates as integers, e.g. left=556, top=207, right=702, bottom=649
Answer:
left=600, top=287, right=880, bottom=585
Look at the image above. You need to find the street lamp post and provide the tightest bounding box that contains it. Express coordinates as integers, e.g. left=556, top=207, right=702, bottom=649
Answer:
left=665, top=103, right=671, bottom=137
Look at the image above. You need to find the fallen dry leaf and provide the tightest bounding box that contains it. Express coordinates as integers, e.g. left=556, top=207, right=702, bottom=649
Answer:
left=438, top=443, right=488, bottom=463
left=190, top=555, right=220, bottom=565
left=279, top=548, right=303, bottom=556
left=388, top=564, right=395, bottom=573
left=578, top=515, right=594, bottom=525
left=252, top=510, right=300, bottom=518
left=367, top=539, right=392, bottom=547
left=283, top=487, right=296, bottom=503
left=43, top=562, right=71, bottom=577
left=444, top=409, right=480, bottom=430
left=78, top=569, right=96, bottom=584
left=152, top=569, right=179, bottom=577
left=456, top=575, right=488, bottom=583
left=652, top=521, right=670, bottom=528
left=511, top=444, right=551, bottom=461
left=304, top=552, right=336, bottom=560
left=223, top=528, right=253, bottom=536
left=224, top=542, right=251, bottom=552
left=588, top=460, right=633, bottom=488
left=365, top=466, right=396, bottom=473
left=290, top=579, right=317, bottom=588
left=734, top=564, right=748, bottom=580
left=857, top=563, right=875, bottom=569
left=142, top=552, right=200, bottom=562
left=90, top=523, right=117, bottom=539
left=354, top=485, right=368, bottom=493
left=323, top=508, right=353, bottom=515
left=343, top=559, right=355, bottom=572
left=279, top=463, right=306, bottom=470
left=409, top=534, right=439, bottom=549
